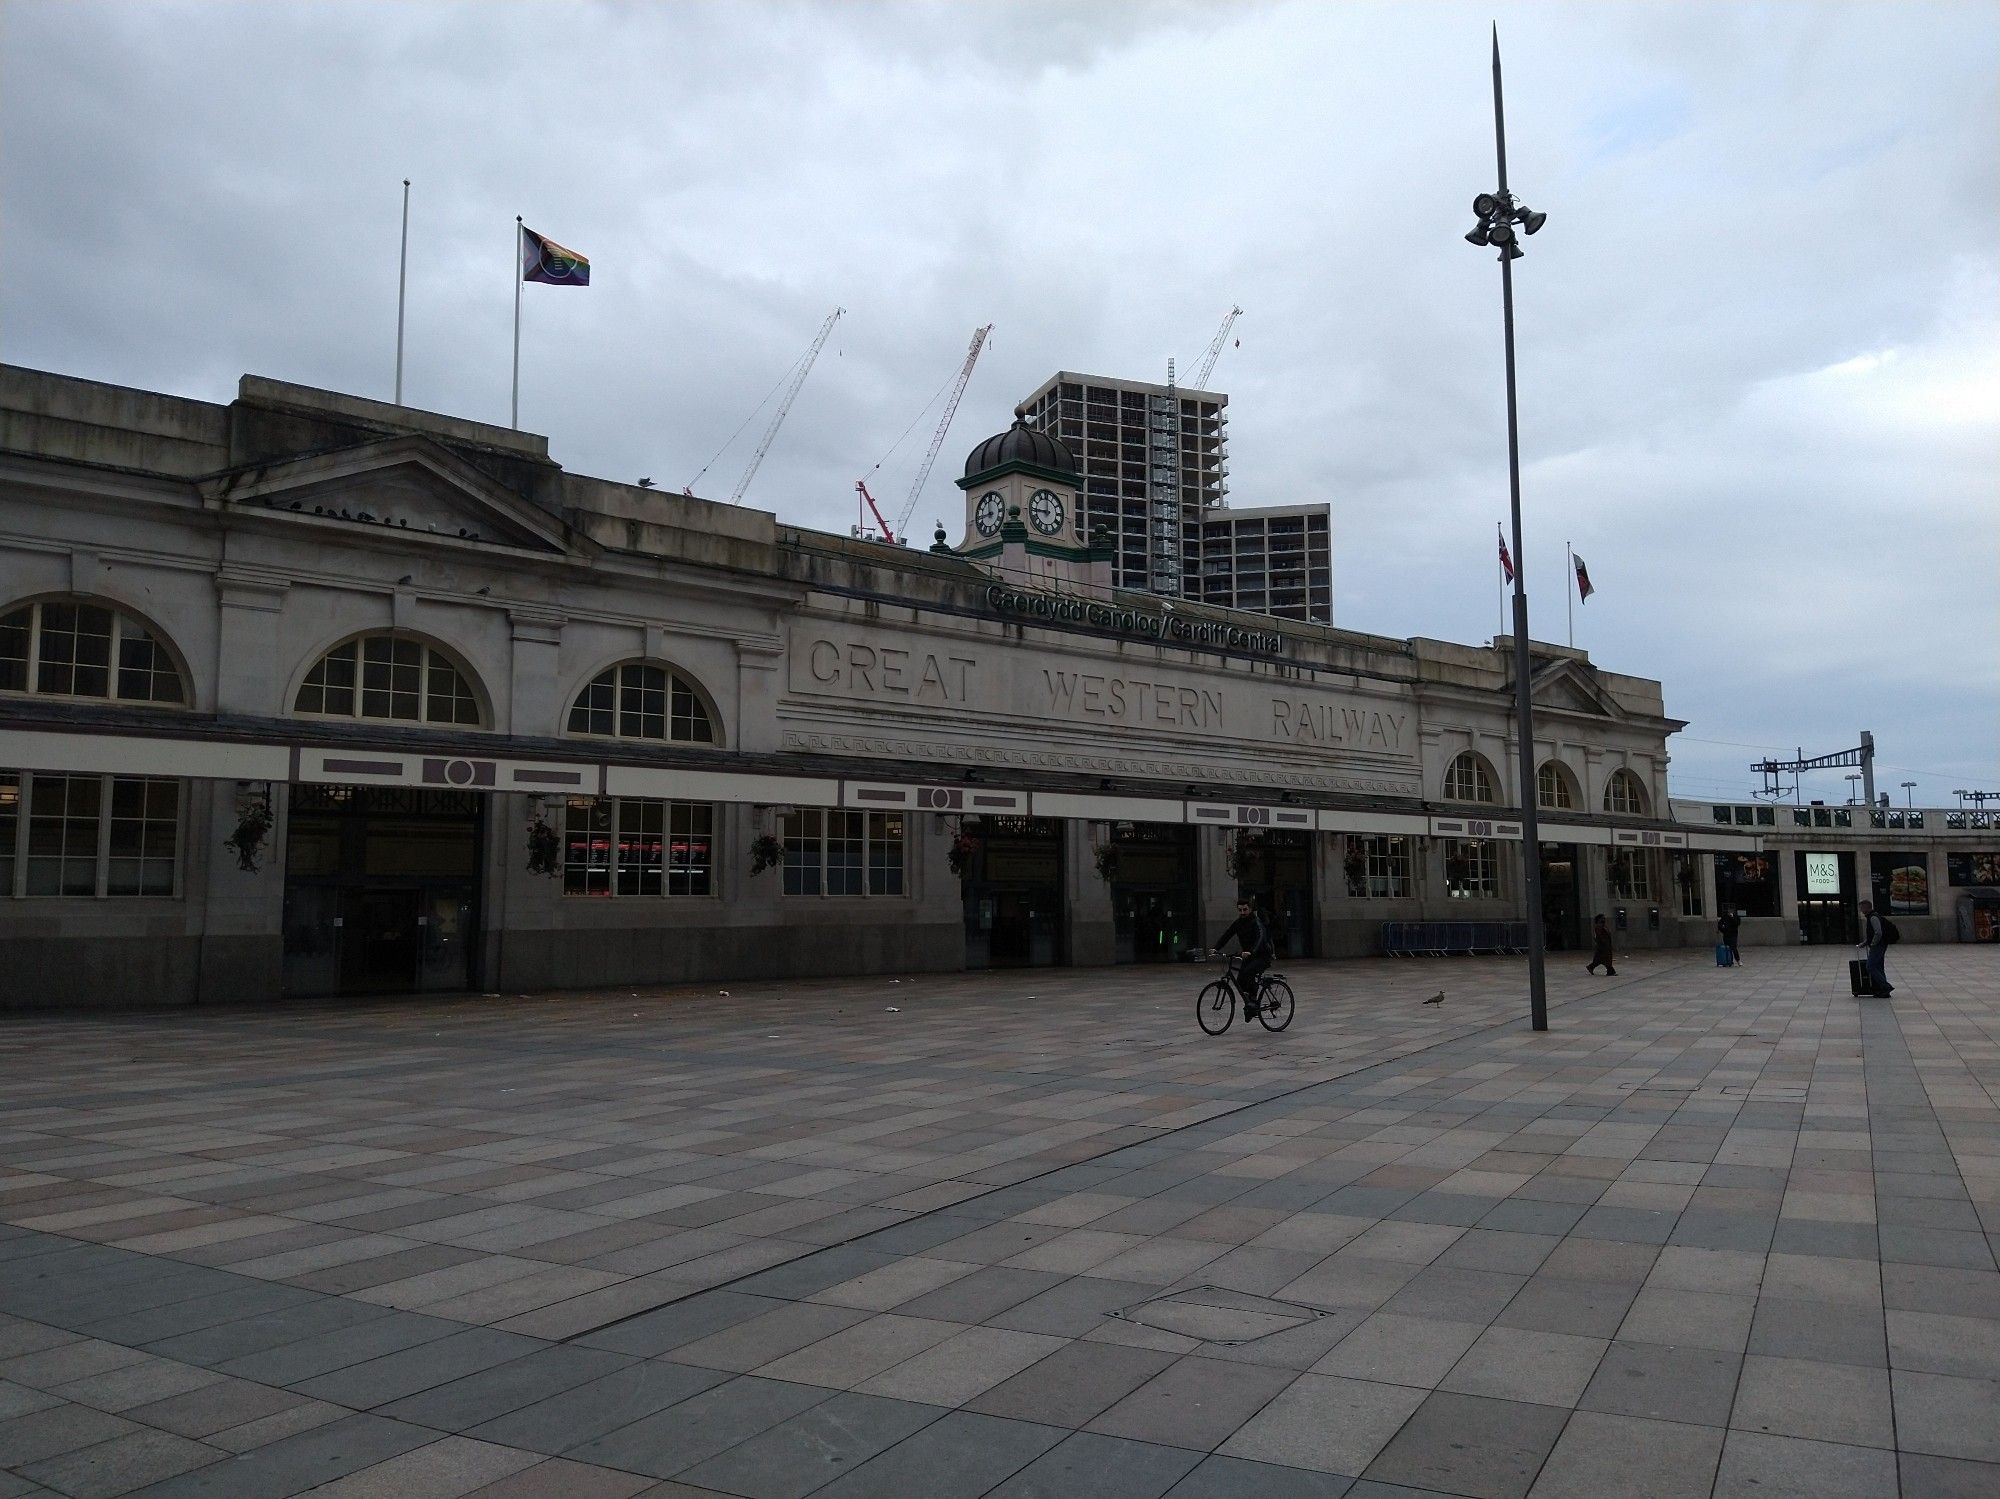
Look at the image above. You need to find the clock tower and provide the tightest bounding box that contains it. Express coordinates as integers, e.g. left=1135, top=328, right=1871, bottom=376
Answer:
left=949, top=406, right=1109, bottom=594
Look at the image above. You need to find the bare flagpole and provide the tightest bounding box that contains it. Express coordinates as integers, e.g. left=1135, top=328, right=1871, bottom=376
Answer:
left=394, top=180, right=411, bottom=405
left=511, top=216, right=524, bottom=429
left=1567, top=542, right=1574, bottom=648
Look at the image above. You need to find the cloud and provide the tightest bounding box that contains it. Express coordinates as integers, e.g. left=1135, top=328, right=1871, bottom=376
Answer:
left=3, top=0, right=1995, bottom=801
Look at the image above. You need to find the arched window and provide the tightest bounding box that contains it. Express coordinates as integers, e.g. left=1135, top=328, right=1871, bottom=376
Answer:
left=1604, top=769, right=1649, bottom=816
left=293, top=634, right=484, bottom=726
left=0, top=598, right=186, bottom=706
left=1537, top=762, right=1576, bottom=810
left=567, top=661, right=715, bottom=743
left=1444, top=751, right=1497, bottom=804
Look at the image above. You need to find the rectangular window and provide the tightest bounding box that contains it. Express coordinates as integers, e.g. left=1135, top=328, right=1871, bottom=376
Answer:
left=616, top=798, right=664, bottom=896
left=107, top=776, right=179, bottom=895
left=426, top=657, right=479, bottom=726
left=1715, top=852, right=1781, bottom=918
left=1343, top=835, right=1411, bottom=898
left=26, top=771, right=102, bottom=896
left=1671, top=853, right=1705, bottom=917
left=360, top=636, right=424, bottom=721
left=117, top=628, right=183, bottom=705
left=1946, top=852, right=2000, bottom=886
left=1442, top=838, right=1498, bottom=898
left=781, top=808, right=905, bottom=898
left=35, top=602, right=115, bottom=698
left=827, top=811, right=864, bottom=896
left=1609, top=847, right=1653, bottom=901
left=0, top=773, right=16, bottom=891
left=8, top=771, right=179, bottom=899
left=867, top=813, right=904, bottom=895
left=667, top=802, right=713, bottom=896
left=1870, top=851, right=1930, bottom=916
left=0, top=610, right=28, bottom=692
left=563, top=797, right=712, bottom=897
left=569, top=675, right=614, bottom=737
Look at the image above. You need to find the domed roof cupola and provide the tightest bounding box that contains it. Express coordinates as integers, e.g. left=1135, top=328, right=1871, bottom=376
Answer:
left=960, top=404, right=1077, bottom=486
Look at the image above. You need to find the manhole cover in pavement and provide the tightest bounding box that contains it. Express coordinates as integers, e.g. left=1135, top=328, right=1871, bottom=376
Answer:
left=1108, top=1285, right=1332, bottom=1345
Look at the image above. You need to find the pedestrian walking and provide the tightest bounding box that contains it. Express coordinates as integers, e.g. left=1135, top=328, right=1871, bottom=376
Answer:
left=1857, top=900, right=1894, bottom=996
left=1585, top=914, right=1617, bottom=976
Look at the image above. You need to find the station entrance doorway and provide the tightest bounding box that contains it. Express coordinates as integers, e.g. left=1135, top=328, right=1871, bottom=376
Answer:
left=281, top=787, right=483, bottom=997
left=1539, top=843, right=1584, bottom=951
left=962, top=816, right=1064, bottom=968
left=1234, top=829, right=1315, bottom=958
left=1111, top=823, right=1198, bottom=964
left=1795, top=849, right=1858, bottom=945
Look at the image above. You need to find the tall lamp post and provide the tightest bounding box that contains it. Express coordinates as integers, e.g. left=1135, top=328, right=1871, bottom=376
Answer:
left=1901, top=781, right=1916, bottom=807
left=1464, top=28, right=1552, bottom=1031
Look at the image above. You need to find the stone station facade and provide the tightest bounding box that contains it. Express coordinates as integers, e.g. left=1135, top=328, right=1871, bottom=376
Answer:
left=0, top=366, right=1752, bottom=1007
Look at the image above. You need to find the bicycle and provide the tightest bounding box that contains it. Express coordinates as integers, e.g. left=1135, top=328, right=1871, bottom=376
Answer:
left=1197, top=954, right=1295, bottom=1035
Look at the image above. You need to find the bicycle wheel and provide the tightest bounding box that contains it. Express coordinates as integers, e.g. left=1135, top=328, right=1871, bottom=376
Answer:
left=1197, top=980, right=1235, bottom=1035
left=1256, top=978, right=1295, bottom=1032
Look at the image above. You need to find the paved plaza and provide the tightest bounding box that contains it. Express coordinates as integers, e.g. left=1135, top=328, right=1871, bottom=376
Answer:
left=0, top=946, right=1996, bottom=1498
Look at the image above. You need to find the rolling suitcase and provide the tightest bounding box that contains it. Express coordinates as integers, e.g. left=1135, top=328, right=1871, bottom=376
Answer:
left=1849, top=959, right=1873, bottom=997
left=1715, top=944, right=1734, bottom=967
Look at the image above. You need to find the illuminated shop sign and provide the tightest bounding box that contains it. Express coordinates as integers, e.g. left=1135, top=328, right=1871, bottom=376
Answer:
left=1803, top=851, right=1841, bottom=895
left=984, top=585, right=1284, bottom=656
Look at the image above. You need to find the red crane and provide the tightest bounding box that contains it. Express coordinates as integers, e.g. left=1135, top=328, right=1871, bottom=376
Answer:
left=856, top=324, right=992, bottom=545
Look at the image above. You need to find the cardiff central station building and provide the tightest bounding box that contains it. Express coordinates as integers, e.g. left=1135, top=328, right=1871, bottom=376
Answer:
left=0, top=362, right=1934, bottom=1010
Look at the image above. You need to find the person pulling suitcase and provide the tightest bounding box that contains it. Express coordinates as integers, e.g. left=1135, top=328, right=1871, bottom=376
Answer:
left=1855, top=900, right=1896, bottom=997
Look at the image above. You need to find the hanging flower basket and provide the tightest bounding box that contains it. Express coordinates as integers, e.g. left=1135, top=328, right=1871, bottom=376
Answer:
left=526, top=816, right=561, bottom=878
left=947, top=831, right=978, bottom=878
left=223, top=800, right=274, bottom=873
left=1222, top=832, right=1243, bottom=881
left=1094, top=844, right=1119, bottom=882
left=1343, top=840, right=1368, bottom=896
left=749, top=833, right=784, bottom=875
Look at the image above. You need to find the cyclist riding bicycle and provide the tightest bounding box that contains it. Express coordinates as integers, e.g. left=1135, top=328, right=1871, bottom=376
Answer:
left=1211, top=899, right=1275, bottom=1020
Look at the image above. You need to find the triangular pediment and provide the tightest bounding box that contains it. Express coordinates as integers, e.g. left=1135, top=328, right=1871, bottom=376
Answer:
left=1528, top=658, right=1624, bottom=720
left=200, top=435, right=590, bottom=555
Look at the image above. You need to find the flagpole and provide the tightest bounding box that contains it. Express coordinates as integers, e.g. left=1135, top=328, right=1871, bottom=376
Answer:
left=511, top=216, right=523, bottom=430
left=1498, top=524, right=1507, bottom=640
left=1566, top=542, right=1573, bottom=647
left=394, top=180, right=410, bottom=406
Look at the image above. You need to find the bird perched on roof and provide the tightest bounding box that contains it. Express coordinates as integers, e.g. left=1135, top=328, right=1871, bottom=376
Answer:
left=1424, top=991, right=1445, bottom=1006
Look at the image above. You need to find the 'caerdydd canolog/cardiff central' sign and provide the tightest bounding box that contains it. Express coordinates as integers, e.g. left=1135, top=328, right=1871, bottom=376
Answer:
left=983, top=585, right=1284, bottom=656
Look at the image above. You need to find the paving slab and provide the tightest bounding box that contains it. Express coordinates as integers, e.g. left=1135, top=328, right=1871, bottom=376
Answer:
left=1360, top=1390, right=1568, bottom=1499
left=0, top=948, right=1995, bottom=1497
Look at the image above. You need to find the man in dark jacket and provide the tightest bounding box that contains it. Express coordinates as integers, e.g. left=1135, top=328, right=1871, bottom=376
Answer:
left=1718, top=910, right=1742, bottom=967
left=1857, top=901, right=1893, bottom=996
left=1585, top=914, right=1616, bottom=976
left=1213, top=899, right=1274, bottom=1019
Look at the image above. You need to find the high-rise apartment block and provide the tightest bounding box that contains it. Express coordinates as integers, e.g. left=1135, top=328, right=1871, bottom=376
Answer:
left=1019, top=371, right=1331, bottom=625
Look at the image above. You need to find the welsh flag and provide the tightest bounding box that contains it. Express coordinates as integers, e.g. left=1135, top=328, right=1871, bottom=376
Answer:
left=520, top=225, right=590, bottom=285
left=1573, top=552, right=1595, bottom=601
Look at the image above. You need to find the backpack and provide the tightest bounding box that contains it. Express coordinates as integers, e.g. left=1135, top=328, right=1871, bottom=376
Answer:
left=1879, top=916, right=1900, bottom=946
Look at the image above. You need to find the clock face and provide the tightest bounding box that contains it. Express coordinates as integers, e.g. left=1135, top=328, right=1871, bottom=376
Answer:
left=1029, top=488, right=1065, bottom=536
left=974, top=491, right=1005, bottom=537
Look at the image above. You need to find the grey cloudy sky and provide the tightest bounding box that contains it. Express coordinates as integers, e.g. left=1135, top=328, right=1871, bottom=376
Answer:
left=4, top=0, right=1995, bottom=804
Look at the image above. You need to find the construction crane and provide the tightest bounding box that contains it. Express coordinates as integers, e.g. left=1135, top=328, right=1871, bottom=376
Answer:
left=893, top=324, right=991, bottom=543
left=1188, top=305, right=1243, bottom=392
left=704, top=306, right=843, bottom=506
left=854, top=323, right=992, bottom=546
